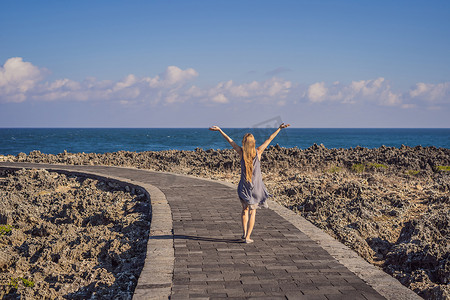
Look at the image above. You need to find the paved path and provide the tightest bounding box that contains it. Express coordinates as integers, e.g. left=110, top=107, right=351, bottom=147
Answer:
left=0, top=162, right=420, bottom=300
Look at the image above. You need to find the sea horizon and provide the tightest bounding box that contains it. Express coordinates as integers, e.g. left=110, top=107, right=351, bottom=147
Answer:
left=1, top=128, right=449, bottom=156
left=1, top=127, right=449, bottom=129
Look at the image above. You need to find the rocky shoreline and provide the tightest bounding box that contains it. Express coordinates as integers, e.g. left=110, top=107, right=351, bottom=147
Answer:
left=0, top=169, right=150, bottom=299
left=1, top=144, right=449, bottom=299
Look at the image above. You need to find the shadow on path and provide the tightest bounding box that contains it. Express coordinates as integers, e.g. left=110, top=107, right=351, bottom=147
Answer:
left=150, top=234, right=243, bottom=243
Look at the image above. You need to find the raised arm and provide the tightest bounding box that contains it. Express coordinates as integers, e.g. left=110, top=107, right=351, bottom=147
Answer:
left=209, top=126, right=243, bottom=157
left=256, top=123, right=290, bottom=158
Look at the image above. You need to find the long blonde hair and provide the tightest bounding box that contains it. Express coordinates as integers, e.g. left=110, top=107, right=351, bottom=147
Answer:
left=242, top=133, right=256, bottom=182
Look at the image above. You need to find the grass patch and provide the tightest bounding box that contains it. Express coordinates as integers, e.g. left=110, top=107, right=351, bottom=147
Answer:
left=351, top=164, right=365, bottom=173
left=10, top=277, right=35, bottom=289
left=9, top=278, right=19, bottom=289
left=326, top=166, right=342, bottom=173
left=0, top=224, right=12, bottom=235
left=367, top=162, right=388, bottom=169
left=406, top=170, right=420, bottom=176
left=436, top=165, right=450, bottom=172
left=350, top=162, right=387, bottom=173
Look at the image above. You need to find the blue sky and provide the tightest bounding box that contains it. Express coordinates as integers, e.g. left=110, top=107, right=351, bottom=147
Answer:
left=1, top=0, right=449, bottom=127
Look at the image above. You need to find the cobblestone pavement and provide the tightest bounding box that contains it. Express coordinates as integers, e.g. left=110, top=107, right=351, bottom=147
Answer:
left=0, top=163, right=390, bottom=299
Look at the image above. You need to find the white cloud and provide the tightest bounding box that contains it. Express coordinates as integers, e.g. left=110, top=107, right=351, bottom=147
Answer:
left=113, top=74, right=137, bottom=91
left=409, top=82, right=450, bottom=103
left=0, top=58, right=200, bottom=104
left=181, top=77, right=293, bottom=105
left=306, top=77, right=402, bottom=106
left=208, top=78, right=292, bottom=103
left=145, top=66, right=199, bottom=88
left=0, top=57, right=45, bottom=102
left=379, top=90, right=401, bottom=106
left=1, top=57, right=449, bottom=111
left=307, top=82, right=327, bottom=103
left=267, top=79, right=292, bottom=96
left=212, top=93, right=228, bottom=103
left=162, top=66, right=198, bottom=85
left=185, top=85, right=204, bottom=97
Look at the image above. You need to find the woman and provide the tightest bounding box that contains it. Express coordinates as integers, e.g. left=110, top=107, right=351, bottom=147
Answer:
left=209, top=123, right=290, bottom=243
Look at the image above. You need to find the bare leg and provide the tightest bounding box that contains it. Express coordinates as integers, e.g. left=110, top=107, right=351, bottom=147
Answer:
left=245, top=209, right=256, bottom=243
left=241, top=207, right=249, bottom=239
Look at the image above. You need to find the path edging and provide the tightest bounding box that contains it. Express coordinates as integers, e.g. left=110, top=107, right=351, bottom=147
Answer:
left=132, top=183, right=173, bottom=300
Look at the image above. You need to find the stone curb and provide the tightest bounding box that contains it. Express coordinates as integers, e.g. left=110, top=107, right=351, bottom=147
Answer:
left=132, top=183, right=173, bottom=300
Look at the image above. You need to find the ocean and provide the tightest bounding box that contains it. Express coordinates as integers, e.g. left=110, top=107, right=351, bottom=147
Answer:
left=0, top=128, right=449, bottom=156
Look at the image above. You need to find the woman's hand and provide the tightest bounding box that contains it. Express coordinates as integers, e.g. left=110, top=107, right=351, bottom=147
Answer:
left=257, top=123, right=290, bottom=156
left=209, top=126, right=221, bottom=131
left=210, top=126, right=242, bottom=156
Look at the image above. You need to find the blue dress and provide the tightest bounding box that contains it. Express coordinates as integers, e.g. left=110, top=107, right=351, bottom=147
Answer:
left=237, top=150, right=270, bottom=208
